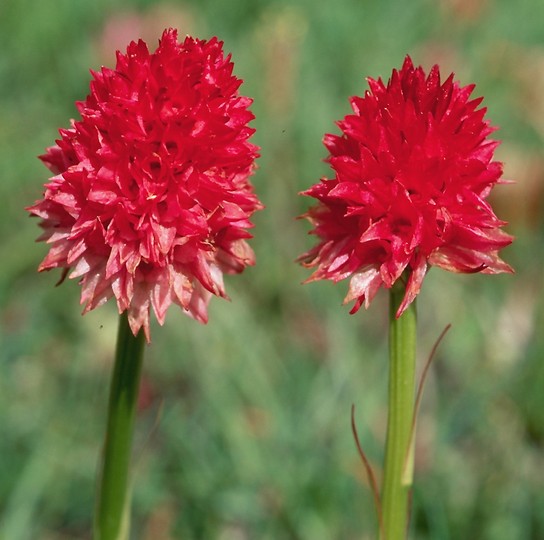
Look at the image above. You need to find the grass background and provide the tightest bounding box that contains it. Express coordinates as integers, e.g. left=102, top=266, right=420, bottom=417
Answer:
left=1, top=0, right=544, bottom=538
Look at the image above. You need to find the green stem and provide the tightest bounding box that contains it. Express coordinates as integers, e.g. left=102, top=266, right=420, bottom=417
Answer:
left=94, top=312, right=145, bottom=540
left=380, top=280, right=417, bottom=540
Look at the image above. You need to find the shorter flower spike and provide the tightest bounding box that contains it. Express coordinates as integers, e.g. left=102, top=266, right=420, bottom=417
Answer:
left=28, top=29, right=262, bottom=341
left=299, top=56, right=513, bottom=317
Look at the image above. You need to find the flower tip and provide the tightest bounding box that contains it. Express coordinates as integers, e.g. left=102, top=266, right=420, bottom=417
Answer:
left=402, top=55, right=414, bottom=70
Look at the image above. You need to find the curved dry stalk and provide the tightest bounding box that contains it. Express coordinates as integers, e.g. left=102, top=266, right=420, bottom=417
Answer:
left=351, top=404, right=384, bottom=538
left=402, top=323, right=452, bottom=481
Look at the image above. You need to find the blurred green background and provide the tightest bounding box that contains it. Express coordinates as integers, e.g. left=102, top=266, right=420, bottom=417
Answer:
left=2, top=0, right=544, bottom=538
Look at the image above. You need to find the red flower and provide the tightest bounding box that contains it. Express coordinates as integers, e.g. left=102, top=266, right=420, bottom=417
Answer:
left=299, top=56, right=513, bottom=317
left=27, top=29, right=262, bottom=341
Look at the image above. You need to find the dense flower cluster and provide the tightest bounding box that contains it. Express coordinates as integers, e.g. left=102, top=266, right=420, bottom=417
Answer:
left=300, top=56, right=513, bottom=317
left=28, top=29, right=262, bottom=340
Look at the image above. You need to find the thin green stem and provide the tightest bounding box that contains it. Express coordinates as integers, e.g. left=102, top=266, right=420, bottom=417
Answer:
left=94, top=312, right=145, bottom=540
left=380, top=280, right=417, bottom=540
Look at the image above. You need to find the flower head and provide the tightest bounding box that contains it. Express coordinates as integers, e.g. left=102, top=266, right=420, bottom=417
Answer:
left=299, top=56, right=513, bottom=317
left=28, top=29, right=262, bottom=340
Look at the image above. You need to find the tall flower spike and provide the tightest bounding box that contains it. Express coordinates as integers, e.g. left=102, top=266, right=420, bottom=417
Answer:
left=28, top=29, right=262, bottom=341
left=299, top=56, right=513, bottom=317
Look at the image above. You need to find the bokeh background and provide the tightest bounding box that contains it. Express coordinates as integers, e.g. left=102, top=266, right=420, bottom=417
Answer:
left=2, top=0, right=544, bottom=538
